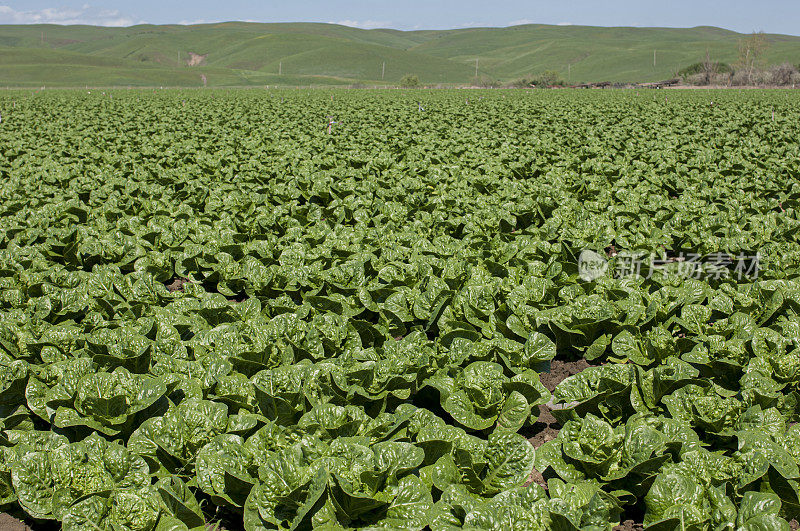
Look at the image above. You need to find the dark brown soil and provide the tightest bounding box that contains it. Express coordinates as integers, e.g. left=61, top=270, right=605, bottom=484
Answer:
left=614, top=520, right=644, bottom=531
left=528, top=405, right=560, bottom=449
left=165, top=276, right=248, bottom=304
left=165, top=277, right=191, bottom=292
left=539, top=358, right=593, bottom=392
left=527, top=466, right=547, bottom=489
left=526, top=404, right=559, bottom=489
left=0, top=514, right=31, bottom=531
left=533, top=359, right=648, bottom=529
left=526, top=359, right=596, bottom=489
left=526, top=405, right=562, bottom=488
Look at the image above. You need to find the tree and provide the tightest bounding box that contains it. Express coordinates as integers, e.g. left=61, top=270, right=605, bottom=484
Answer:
left=400, top=74, right=420, bottom=88
left=701, top=49, right=718, bottom=85
left=533, top=71, right=564, bottom=87
left=678, top=61, right=731, bottom=80
left=507, top=71, right=565, bottom=89
left=736, top=31, right=769, bottom=85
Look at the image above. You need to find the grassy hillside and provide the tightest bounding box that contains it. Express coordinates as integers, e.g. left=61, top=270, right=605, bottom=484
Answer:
left=0, top=22, right=798, bottom=87
left=413, top=25, right=800, bottom=82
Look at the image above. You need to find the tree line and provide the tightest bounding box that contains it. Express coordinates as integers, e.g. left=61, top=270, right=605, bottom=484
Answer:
left=681, top=32, right=799, bottom=86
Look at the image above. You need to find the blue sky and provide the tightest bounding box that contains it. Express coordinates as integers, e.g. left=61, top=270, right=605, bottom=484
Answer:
left=0, top=1, right=798, bottom=35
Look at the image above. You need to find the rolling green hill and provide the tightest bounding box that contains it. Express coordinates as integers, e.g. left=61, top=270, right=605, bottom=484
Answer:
left=0, top=22, right=798, bottom=87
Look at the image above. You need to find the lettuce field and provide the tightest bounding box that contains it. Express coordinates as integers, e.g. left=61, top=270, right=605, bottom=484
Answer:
left=1, top=89, right=800, bottom=530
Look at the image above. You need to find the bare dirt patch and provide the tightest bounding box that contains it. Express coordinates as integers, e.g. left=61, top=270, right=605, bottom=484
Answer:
left=614, top=521, right=645, bottom=531
left=539, top=358, right=593, bottom=392
left=186, top=52, right=208, bottom=67
left=525, top=404, right=561, bottom=488
left=528, top=405, right=560, bottom=449
left=165, top=277, right=191, bottom=292
left=0, top=513, right=31, bottom=531
left=526, top=359, right=597, bottom=489
left=531, top=358, right=651, bottom=529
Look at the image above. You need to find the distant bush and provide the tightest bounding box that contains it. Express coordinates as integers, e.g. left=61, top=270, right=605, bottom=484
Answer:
left=506, top=71, right=565, bottom=88
left=769, top=63, right=798, bottom=85
left=471, top=75, right=496, bottom=88
left=507, top=77, right=534, bottom=88
left=730, top=70, right=749, bottom=86
left=532, top=71, right=565, bottom=87
left=678, top=62, right=732, bottom=77
left=400, top=74, right=420, bottom=88
left=685, top=73, right=706, bottom=86
left=685, top=72, right=732, bottom=86
left=730, top=69, right=772, bottom=86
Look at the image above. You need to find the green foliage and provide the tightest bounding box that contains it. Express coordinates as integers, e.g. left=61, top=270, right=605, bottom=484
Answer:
left=507, top=70, right=566, bottom=88
left=507, top=77, right=535, bottom=88
left=533, top=70, right=566, bottom=86
left=0, top=88, right=798, bottom=528
left=678, top=61, right=733, bottom=76
left=400, top=74, right=420, bottom=87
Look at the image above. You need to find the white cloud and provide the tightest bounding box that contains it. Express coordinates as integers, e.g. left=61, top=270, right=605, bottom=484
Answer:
left=453, top=21, right=486, bottom=29
left=177, top=19, right=261, bottom=25
left=332, top=20, right=389, bottom=29
left=556, top=22, right=574, bottom=26
left=0, top=5, right=140, bottom=26
left=178, top=19, right=211, bottom=25
left=508, top=19, right=535, bottom=26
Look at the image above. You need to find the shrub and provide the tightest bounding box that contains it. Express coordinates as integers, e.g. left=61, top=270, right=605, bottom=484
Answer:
left=532, top=70, right=565, bottom=87
left=506, top=77, right=534, bottom=88
left=507, top=71, right=565, bottom=88
left=686, top=72, right=731, bottom=86
left=400, top=74, right=420, bottom=88
left=471, top=75, right=496, bottom=88
left=769, top=63, right=798, bottom=85
left=678, top=62, right=732, bottom=78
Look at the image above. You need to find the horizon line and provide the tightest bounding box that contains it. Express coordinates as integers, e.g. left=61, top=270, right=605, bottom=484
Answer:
left=0, top=20, right=787, bottom=36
